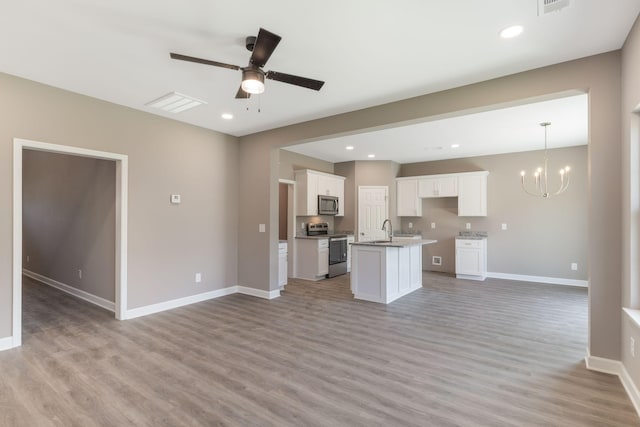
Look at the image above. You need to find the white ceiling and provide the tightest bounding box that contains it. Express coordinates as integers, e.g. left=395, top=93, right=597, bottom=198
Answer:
left=284, top=93, right=589, bottom=164
left=0, top=1, right=637, bottom=138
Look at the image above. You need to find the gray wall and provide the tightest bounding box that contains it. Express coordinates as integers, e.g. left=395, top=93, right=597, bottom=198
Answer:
left=23, top=150, right=116, bottom=301
left=399, top=146, right=588, bottom=279
left=621, top=15, right=640, bottom=389
left=238, top=51, right=622, bottom=361
left=0, top=72, right=239, bottom=338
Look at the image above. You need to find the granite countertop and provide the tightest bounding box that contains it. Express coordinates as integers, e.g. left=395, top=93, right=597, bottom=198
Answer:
left=393, top=233, right=423, bottom=238
left=456, top=231, right=488, bottom=240
left=351, top=239, right=437, bottom=248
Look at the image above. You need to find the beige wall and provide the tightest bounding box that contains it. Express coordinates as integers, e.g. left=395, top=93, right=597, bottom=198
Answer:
left=621, top=15, right=640, bottom=386
left=0, top=72, right=239, bottom=337
left=278, top=149, right=333, bottom=181
left=239, top=51, right=622, bottom=360
left=23, top=150, right=116, bottom=301
left=399, top=146, right=588, bottom=279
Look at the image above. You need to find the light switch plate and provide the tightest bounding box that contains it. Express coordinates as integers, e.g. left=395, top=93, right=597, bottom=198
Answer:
left=431, top=222, right=436, bottom=229
left=501, top=223, right=507, bottom=230
left=170, top=194, right=181, bottom=204
left=259, top=224, right=266, bottom=233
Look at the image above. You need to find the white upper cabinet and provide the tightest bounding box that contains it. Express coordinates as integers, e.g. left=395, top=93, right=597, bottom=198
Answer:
left=458, top=172, right=488, bottom=217
left=397, top=171, right=488, bottom=217
left=418, top=176, right=457, bottom=198
left=295, top=169, right=345, bottom=216
left=396, top=178, right=422, bottom=217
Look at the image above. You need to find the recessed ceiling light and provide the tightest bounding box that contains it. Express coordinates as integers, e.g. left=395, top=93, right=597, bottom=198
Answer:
left=367, top=154, right=375, bottom=158
left=145, top=92, right=207, bottom=113
left=345, top=146, right=355, bottom=150
left=451, top=144, right=460, bottom=148
left=221, top=113, right=233, bottom=120
left=500, top=25, right=523, bottom=39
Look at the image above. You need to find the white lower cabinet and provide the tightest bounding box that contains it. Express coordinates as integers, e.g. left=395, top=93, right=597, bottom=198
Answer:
left=295, top=238, right=329, bottom=281
left=278, top=241, right=288, bottom=287
left=455, top=238, right=487, bottom=281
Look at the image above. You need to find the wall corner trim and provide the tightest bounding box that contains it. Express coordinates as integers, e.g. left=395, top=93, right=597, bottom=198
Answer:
left=0, top=336, right=18, bottom=352
left=624, top=308, right=640, bottom=329
left=237, top=286, right=281, bottom=300
left=487, top=272, right=588, bottom=287
left=585, top=352, right=640, bottom=418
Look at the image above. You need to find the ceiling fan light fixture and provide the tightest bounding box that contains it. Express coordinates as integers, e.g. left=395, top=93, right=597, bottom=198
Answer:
left=241, top=68, right=265, bottom=94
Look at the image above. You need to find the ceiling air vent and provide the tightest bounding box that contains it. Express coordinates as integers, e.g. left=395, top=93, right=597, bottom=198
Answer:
left=538, top=0, right=571, bottom=16
left=145, top=92, right=207, bottom=113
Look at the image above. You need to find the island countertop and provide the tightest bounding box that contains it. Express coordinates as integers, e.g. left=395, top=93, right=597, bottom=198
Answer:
left=350, top=239, right=437, bottom=248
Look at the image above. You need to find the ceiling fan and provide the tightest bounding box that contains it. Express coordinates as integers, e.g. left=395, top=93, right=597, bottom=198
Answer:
left=170, top=28, right=325, bottom=99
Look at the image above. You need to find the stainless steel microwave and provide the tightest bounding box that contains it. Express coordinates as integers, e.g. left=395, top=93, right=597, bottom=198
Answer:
left=318, top=195, right=339, bottom=215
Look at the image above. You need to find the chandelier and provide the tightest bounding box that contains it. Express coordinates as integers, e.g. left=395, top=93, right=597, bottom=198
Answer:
left=520, top=122, right=570, bottom=198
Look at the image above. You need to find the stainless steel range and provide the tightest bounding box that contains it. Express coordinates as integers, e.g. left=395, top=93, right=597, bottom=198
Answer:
left=306, top=223, right=348, bottom=278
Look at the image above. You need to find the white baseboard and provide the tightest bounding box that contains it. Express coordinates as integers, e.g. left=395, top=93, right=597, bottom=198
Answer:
left=123, top=285, right=279, bottom=320
left=0, top=335, right=18, bottom=351
left=585, top=352, right=640, bottom=418
left=487, top=272, right=588, bottom=287
left=124, top=286, right=238, bottom=320
left=23, top=269, right=115, bottom=312
left=237, top=286, right=280, bottom=300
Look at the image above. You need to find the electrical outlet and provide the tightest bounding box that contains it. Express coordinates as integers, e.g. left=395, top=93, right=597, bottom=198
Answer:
left=78, top=269, right=82, bottom=279
left=432, top=256, right=442, bottom=266
left=195, top=273, right=202, bottom=283
left=466, top=223, right=471, bottom=230
left=301, top=222, right=305, bottom=229
left=259, top=224, right=266, bottom=233
left=408, top=222, right=413, bottom=229
left=571, top=263, right=578, bottom=271
left=501, top=223, right=507, bottom=230
left=26, top=255, right=30, bottom=263
left=431, top=222, right=436, bottom=229
left=631, top=337, right=636, bottom=358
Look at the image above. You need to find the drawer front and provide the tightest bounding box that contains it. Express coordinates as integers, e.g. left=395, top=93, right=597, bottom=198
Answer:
left=318, top=239, right=329, bottom=248
left=455, top=239, right=483, bottom=249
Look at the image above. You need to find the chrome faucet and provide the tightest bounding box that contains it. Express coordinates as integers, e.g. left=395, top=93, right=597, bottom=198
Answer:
left=381, top=219, right=393, bottom=242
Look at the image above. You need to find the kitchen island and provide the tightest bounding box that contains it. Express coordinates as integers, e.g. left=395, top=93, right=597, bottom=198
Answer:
left=350, top=239, right=437, bottom=304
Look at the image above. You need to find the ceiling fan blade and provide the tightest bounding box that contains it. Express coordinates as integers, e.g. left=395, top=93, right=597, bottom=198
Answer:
left=249, top=28, right=281, bottom=68
left=235, top=86, right=251, bottom=99
left=265, top=71, right=325, bottom=91
left=170, top=52, right=240, bottom=71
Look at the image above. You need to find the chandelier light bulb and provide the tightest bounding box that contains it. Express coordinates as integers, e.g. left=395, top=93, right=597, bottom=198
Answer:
left=520, top=171, right=526, bottom=176
left=519, top=122, right=571, bottom=198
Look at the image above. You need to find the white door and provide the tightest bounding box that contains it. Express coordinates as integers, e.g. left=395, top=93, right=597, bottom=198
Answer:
left=358, top=186, right=388, bottom=241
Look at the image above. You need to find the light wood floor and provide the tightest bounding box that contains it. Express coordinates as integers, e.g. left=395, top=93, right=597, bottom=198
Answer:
left=1, top=273, right=638, bottom=426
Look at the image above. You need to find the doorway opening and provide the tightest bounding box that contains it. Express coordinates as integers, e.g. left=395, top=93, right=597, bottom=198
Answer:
left=279, top=179, right=296, bottom=281
left=12, top=138, right=128, bottom=348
